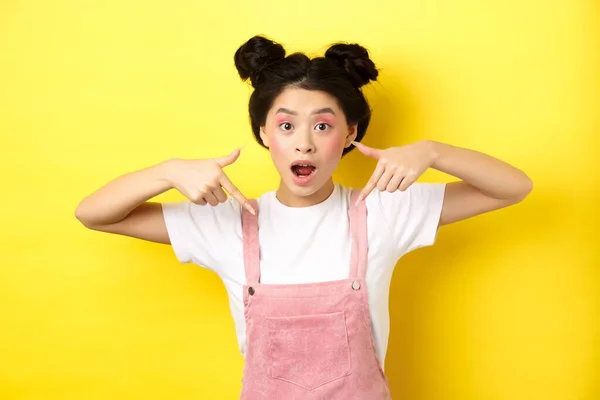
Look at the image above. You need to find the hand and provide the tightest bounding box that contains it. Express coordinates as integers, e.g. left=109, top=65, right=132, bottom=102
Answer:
left=353, top=140, right=436, bottom=204
left=166, top=148, right=255, bottom=215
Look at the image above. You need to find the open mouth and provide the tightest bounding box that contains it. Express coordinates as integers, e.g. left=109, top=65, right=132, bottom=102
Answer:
left=291, top=161, right=317, bottom=177
left=292, top=164, right=317, bottom=178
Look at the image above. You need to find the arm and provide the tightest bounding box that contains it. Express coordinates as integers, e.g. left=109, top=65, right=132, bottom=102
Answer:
left=428, top=140, right=533, bottom=226
left=353, top=140, right=533, bottom=227
left=74, top=161, right=174, bottom=244
left=74, top=148, right=252, bottom=244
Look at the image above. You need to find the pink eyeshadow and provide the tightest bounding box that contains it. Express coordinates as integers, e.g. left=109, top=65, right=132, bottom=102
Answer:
left=316, top=116, right=336, bottom=125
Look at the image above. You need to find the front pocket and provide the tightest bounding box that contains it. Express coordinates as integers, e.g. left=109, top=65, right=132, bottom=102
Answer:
left=267, top=311, right=351, bottom=390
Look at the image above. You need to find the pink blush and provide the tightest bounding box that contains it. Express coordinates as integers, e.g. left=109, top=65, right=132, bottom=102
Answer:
left=268, top=135, right=284, bottom=152
left=319, top=135, right=345, bottom=158
left=322, top=140, right=340, bottom=154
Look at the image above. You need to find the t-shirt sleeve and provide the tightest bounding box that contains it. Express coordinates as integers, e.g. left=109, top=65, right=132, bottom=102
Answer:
left=161, top=198, right=242, bottom=270
left=373, top=182, right=447, bottom=256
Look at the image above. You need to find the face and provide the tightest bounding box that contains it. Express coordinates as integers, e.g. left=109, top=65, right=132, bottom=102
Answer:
left=260, top=87, right=357, bottom=207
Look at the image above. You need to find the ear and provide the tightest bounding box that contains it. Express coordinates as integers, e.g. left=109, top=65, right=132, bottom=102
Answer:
left=344, top=125, right=358, bottom=148
left=259, top=127, right=270, bottom=148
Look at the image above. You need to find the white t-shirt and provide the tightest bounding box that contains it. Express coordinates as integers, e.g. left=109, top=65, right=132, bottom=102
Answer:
left=161, top=182, right=446, bottom=368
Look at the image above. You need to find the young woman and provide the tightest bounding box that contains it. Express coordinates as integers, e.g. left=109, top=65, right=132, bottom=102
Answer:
left=75, top=35, right=533, bottom=399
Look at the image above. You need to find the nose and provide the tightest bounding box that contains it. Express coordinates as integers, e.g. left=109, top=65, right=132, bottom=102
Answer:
left=295, top=131, right=315, bottom=154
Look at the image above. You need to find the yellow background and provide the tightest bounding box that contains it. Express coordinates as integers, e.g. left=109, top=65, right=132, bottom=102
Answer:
left=1, top=0, right=598, bottom=399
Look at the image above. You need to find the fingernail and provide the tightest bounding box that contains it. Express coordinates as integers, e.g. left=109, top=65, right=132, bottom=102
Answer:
left=247, top=205, right=256, bottom=215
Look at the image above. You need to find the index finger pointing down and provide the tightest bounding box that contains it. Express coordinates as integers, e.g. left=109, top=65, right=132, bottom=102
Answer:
left=219, top=174, right=255, bottom=215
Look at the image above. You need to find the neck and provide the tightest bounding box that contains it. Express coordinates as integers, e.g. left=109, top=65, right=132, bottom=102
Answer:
left=275, top=179, right=335, bottom=207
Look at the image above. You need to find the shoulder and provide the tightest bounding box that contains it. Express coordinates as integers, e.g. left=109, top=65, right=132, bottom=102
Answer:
left=161, top=198, right=247, bottom=267
left=162, top=188, right=278, bottom=221
left=338, top=182, right=446, bottom=255
left=333, top=182, right=445, bottom=209
left=373, top=182, right=447, bottom=210
left=254, top=188, right=277, bottom=209
left=162, top=197, right=243, bottom=223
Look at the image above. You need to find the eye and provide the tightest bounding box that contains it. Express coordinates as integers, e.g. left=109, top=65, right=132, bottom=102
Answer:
left=279, top=122, right=293, bottom=131
left=315, top=123, right=330, bottom=131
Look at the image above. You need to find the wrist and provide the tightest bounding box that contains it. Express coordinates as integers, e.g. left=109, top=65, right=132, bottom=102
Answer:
left=153, top=158, right=180, bottom=189
left=422, top=140, right=441, bottom=167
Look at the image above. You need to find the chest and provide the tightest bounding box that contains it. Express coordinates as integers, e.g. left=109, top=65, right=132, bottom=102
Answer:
left=257, top=211, right=352, bottom=284
left=248, top=210, right=395, bottom=285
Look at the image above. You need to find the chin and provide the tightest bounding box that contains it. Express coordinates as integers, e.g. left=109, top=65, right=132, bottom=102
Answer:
left=283, top=176, right=333, bottom=197
left=283, top=181, right=317, bottom=196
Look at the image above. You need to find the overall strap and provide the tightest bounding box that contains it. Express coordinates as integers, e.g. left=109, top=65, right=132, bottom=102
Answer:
left=348, top=189, right=368, bottom=280
left=241, top=199, right=260, bottom=285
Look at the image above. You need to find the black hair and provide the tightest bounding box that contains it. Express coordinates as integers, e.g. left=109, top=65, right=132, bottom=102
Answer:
left=234, top=35, right=378, bottom=156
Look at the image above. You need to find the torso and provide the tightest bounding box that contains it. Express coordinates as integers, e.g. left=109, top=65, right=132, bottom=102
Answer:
left=161, top=182, right=446, bottom=368
left=216, top=185, right=401, bottom=368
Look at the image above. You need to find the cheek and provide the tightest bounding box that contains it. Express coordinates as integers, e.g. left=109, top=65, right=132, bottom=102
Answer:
left=322, top=140, right=341, bottom=157
left=267, top=135, right=287, bottom=164
left=320, top=134, right=346, bottom=159
left=268, top=134, right=283, bottom=153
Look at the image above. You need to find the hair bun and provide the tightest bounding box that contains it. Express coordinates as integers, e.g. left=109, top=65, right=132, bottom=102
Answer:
left=325, top=43, right=378, bottom=87
left=234, top=35, right=286, bottom=87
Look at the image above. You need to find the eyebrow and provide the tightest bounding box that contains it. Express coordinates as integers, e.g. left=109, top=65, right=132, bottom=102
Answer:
left=275, top=107, right=336, bottom=116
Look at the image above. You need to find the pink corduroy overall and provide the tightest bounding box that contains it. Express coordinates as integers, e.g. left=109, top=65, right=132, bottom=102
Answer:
left=239, top=190, right=392, bottom=400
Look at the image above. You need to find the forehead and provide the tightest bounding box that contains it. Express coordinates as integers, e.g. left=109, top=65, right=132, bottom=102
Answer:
left=269, top=87, right=344, bottom=116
